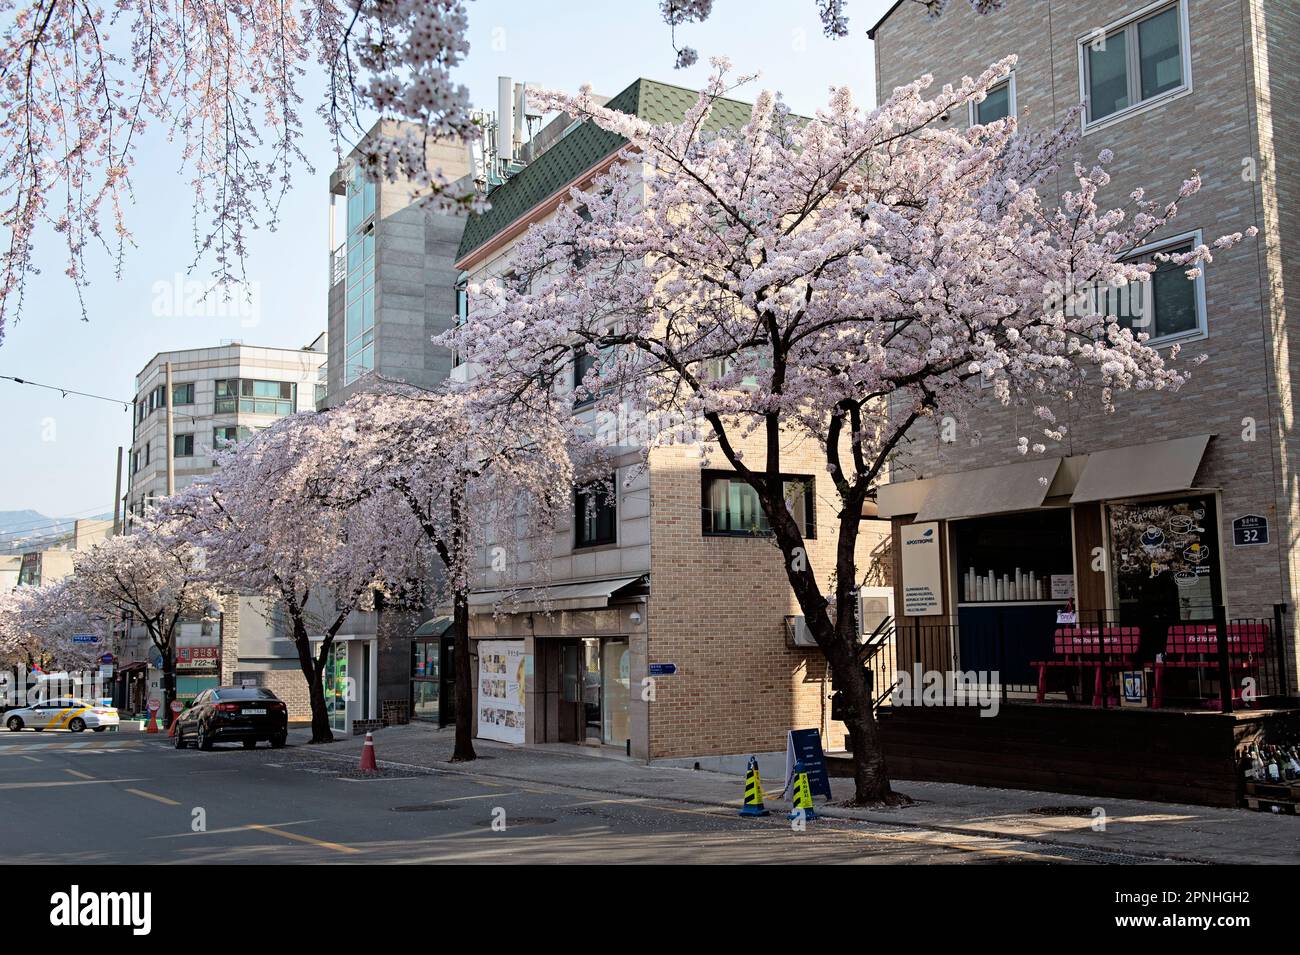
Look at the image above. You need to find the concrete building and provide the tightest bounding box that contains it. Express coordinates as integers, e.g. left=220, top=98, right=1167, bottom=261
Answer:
left=868, top=1, right=1298, bottom=696
left=121, top=340, right=326, bottom=712
left=455, top=78, right=893, bottom=764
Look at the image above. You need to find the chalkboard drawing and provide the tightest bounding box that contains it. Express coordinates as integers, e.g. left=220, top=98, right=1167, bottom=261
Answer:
left=1169, top=514, right=1193, bottom=534
left=1173, top=570, right=1198, bottom=589
left=1140, top=526, right=1165, bottom=552
left=1149, top=560, right=1168, bottom=578
left=1190, top=508, right=1206, bottom=532
left=1183, top=542, right=1210, bottom=564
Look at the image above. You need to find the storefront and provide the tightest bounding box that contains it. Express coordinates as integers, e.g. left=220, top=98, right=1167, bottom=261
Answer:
left=311, top=633, right=379, bottom=734
left=175, top=644, right=220, bottom=704
left=469, top=576, right=647, bottom=752
left=411, top=616, right=455, bottom=726
left=881, top=435, right=1234, bottom=691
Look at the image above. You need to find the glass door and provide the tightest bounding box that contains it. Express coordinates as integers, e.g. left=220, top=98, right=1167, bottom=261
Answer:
left=324, top=642, right=349, bottom=733
left=582, top=638, right=602, bottom=743
left=411, top=640, right=440, bottom=722
left=602, top=638, right=630, bottom=746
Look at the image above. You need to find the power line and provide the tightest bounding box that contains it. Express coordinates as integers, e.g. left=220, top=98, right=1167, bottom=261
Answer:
left=0, top=375, right=130, bottom=411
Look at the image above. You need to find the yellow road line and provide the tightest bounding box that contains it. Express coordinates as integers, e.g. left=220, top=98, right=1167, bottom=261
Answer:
left=65, top=768, right=94, bottom=780
left=125, top=788, right=181, bottom=806
left=0, top=777, right=143, bottom=790
left=246, top=823, right=360, bottom=855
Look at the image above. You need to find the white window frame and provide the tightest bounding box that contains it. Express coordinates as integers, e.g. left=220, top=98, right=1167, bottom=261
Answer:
left=968, top=71, right=1016, bottom=127
left=1077, top=0, right=1192, bottom=135
left=1120, top=228, right=1207, bottom=348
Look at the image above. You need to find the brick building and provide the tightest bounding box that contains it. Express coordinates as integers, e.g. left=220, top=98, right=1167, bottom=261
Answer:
left=455, top=78, right=892, bottom=764
left=868, top=0, right=1299, bottom=694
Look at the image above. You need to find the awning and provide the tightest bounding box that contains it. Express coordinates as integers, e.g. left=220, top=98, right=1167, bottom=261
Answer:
left=1069, top=434, right=1212, bottom=503
left=469, top=576, right=644, bottom=615
left=413, top=616, right=453, bottom=638
left=913, top=457, right=1063, bottom=522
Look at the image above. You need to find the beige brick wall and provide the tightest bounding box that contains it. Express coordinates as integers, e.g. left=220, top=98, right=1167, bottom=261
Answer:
left=219, top=597, right=313, bottom=721
left=646, top=431, right=891, bottom=759
left=873, top=0, right=1299, bottom=688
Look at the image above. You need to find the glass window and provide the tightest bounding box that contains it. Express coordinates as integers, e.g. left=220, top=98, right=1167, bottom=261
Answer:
left=172, top=383, right=195, bottom=405
left=1138, top=6, right=1183, bottom=100
left=575, top=480, right=617, bottom=548
left=702, top=472, right=814, bottom=538
left=1083, top=3, right=1186, bottom=126
left=1086, top=28, right=1130, bottom=121
left=975, top=79, right=1012, bottom=124
left=1117, top=240, right=1201, bottom=342
left=173, top=434, right=194, bottom=457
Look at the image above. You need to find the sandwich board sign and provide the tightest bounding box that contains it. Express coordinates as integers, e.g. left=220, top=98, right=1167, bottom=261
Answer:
left=778, top=728, right=832, bottom=801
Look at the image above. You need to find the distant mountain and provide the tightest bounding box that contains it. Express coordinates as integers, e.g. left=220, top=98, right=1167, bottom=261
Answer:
left=0, top=510, right=114, bottom=555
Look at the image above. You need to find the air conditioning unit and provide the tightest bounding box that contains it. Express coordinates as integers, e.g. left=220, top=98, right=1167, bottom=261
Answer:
left=858, top=586, right=895, bottom=643
left=784, top=615, right=820, bottom=648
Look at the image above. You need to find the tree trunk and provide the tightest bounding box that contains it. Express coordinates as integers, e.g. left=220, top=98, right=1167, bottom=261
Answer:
left=306, top=664, right=333, bottom=744
left=450, top=587, right=475, bottom=761
left=823, top=642, right=903, bottom=805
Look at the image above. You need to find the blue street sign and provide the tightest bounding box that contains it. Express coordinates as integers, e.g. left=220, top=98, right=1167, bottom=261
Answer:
left=648, top=663, right=677, bottom=676
left=72, top=633, right=99, bottom=644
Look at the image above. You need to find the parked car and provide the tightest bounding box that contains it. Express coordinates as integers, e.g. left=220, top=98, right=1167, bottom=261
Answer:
left=174, top=686, right=288, bottom=750
left=5, top=698, right=119, bottom=733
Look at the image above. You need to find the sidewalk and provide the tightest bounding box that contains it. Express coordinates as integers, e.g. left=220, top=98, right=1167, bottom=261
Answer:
left=291, top=723, right=1300, bottom=864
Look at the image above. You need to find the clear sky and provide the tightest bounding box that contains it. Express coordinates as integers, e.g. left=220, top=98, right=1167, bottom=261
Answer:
left=0, top=0, right=896, bottom=523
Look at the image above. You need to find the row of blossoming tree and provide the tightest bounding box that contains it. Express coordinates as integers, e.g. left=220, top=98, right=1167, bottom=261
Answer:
left=0, top=57, right=1251, bottom=802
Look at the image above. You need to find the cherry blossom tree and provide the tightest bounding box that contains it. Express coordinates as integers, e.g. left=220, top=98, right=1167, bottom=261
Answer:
left=318, top=385, right=585, bottom=761
left=0, top=0, right=477, bottom=340
left=660, top=0, right=1005, bottom=69
left=450, top=59, right=1254, bottom=804
left=0, top=578, right=106, bottom=674
left=63, top=524, right=216, bottom=716
left=163, top=406, right=419, bottom=743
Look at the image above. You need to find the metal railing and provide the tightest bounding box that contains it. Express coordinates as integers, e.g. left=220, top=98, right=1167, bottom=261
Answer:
left=862, top=604, right=1291, bottom=714
left=330, top=244, right=346, bottom=287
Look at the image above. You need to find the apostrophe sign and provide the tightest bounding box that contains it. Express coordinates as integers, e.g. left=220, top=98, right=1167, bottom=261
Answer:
left=900, top=522, right=943, bottom=616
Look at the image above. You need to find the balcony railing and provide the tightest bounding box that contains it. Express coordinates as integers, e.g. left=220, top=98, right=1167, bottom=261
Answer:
left=330, top=244, right=346, bottom=287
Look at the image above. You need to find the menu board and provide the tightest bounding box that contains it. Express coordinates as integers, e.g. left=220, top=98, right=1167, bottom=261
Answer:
left=1108, top=498, right=1215, bottom=616
left=477, top=640, right=526, bottom=744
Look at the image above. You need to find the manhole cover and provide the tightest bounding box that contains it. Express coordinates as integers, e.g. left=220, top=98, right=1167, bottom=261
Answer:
left=1027, top=806, right=1096, bottom=817
left=472, top=816, right=556, bottom=827
left=391, top=803, right=453, bottom=812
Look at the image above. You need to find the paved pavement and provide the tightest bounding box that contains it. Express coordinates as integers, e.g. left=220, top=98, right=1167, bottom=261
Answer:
left=0, top=725, right=1204, bottom=865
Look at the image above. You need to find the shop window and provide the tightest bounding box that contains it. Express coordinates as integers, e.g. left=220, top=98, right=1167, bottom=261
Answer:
left=702, top=471, right=814, bottom=538
left=575, top=479, right=617, bottom=548
left=1107, top=496, right=1219, bottom=623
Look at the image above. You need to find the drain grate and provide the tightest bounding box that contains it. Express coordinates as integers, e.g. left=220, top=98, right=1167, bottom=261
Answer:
left=391, top=803, right=454, bottom=812
left=472, top=815, right=556, bottom=828
left=1027, top=805, right=1097, bottom=817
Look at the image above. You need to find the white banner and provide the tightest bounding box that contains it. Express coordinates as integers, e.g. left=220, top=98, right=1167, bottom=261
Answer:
left=477, top=640, right=526, bottom=744
left=900, top=521, right=944, bottom=615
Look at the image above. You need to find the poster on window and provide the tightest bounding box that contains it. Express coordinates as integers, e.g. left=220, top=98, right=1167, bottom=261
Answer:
left=477, top=640, right=526, bottom=744
left=1107, top=497, right=1217, bottom=619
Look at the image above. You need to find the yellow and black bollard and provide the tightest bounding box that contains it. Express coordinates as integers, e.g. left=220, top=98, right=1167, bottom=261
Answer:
left=738, top=755, right=770, bottom=817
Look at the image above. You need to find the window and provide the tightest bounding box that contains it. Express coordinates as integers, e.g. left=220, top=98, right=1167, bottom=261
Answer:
left=213, top=425, right=253, bottom=449
left=214, top=379, right=296, bottom=415
left=144, top=441, right=151, bottom=466
left=147, top=384, right=165, bottom=413
left=1114, top=232, right=1205, bottom=343
left=1081, top=2, right=1188, bottom=128
left=573, top=348, right=600, bottom=408
left=172, top=382, right=194, bottom=405
left=173, top=434, right=194, bottom=457
left=132, top=449, right=139, bottom=474
left=575, top=480, right=617, bottom=548
left=344, top=165, right=376, bottom=385
left=702, top=472, right=814, bottom=538
left=970, top=75, right=1015, bottom=125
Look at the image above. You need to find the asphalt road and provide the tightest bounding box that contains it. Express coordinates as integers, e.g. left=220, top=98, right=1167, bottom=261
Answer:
left=0, top=729, right=1170, bottom=864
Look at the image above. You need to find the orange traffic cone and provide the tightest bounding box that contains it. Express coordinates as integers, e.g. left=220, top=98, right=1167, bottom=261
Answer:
left=359, top=731, right=378, bottom=773
left=167, top=713, right=179, bottom=737
left=145, top=709, right=159, bottom=734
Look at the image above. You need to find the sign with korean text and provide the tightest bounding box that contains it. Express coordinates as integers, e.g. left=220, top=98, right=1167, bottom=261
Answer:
left=900, top=522, right=943, bottom=615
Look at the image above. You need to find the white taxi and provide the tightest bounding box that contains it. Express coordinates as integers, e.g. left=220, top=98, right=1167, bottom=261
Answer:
left=4, top=698, right=120, bottom=733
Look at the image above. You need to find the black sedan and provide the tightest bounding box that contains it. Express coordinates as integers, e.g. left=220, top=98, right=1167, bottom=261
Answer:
left=174, top=686, right=288, bottom=750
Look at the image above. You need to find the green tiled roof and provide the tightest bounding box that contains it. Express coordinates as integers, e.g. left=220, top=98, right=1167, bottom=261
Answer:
left=456, top=78, right=757, bottom=263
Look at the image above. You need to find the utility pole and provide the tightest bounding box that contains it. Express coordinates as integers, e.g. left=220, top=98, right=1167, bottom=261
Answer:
left=164, top=362, right=176, bottom=496
left=112, top=446, right=123, bottom=535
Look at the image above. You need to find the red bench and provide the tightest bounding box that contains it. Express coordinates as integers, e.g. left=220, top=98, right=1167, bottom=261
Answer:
left=1032, top=627, right=1142, bottom=706
left=1153, top=624, right=1267, bottom=709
